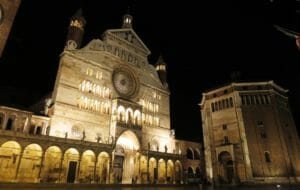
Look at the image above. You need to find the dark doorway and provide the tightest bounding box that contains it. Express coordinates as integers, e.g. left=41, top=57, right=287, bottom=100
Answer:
left=67, top=161, right=77, bottom=183
left=113, top=155, right=124, bottom=183
left=226, top=160, right=234, bottom=183
left=218, top=151, right=234, bottom=184
left=154, top=167, right=158, bottom=183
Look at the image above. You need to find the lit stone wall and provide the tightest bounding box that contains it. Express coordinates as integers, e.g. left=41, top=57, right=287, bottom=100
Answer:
left=200, top=81, right=300, bottom=184
left=0, top=15, right=202, bottom=184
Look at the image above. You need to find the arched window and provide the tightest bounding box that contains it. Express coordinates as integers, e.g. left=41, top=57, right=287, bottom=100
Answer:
left=187, top=167, right=194, bottom=178
left=194, top=149, right=201, bottom=160
left=125, top=108, right=133, bottom=123
left=36, top=126, right=42, bottom=135
left=186, top=148, right=194, bottom=160
left=6, top=118, right=13, bottom=130
left=117, top=106, right=125, bottom=122
left=195, top=167, right=201, bottom=178
left=264, top=151, right=271, bottom=163
left=133, top=110, right=141, bottom=125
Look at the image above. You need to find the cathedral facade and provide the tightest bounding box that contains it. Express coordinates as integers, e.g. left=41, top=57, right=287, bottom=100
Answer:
left=200, top=81, right=300, bottom=184
left=0, top=10, right=202, bottom=184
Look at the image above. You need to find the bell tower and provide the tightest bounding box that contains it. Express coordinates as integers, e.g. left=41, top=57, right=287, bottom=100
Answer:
left=65, top=8, right=86, bottom=50
left=155, top=55, right=168, bottom=88
left=122, top=13, right=133, bottom=29
left=0, top=0, right=21, bottom=58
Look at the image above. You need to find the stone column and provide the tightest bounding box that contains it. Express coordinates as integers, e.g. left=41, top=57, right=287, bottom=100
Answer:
left=93, top=155, right=98, bottom=183
left=37, top=151, right=46, bottom=182
left=173, top=163, right=176, bottom=184
left=147, top=158, right=149, bottom=183
left=58, top=156, right=64, bottom=182
left=106, top=159, right=110, bottom=184
left=13, top=150, right=24, bottom=182
left=75, top=158, right=82, bottom=183
left=165, top=162, right=168, bottom=184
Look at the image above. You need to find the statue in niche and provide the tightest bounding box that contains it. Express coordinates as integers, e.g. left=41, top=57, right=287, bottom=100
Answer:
left=82, top=130, right=86, bottom=141
left=96, top=135, right=102, bottom=143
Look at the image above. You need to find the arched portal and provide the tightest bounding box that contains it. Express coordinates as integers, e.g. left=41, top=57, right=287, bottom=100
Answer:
left=175, top=160, right=182, bottom=184
left=42, top=146, right=62, bottom=182
left=149, top=157, right=157, bottom=184
left=167, top=160, right=174, bottom=184
left=218, top=151, right=234, bottom=183
left=97, top=152, right=110, bottom=184
left=62, top=148, right=79, bottom=183
left=140, top=155, right=147, bottom=183
left=79, top=150, right=95, bottom=183
left=0, top=141, right=21, bottom=182
left=18, top=144, right=42, bottom=182
left=115, top=130, right=140, bottom=184
left=158, top=159, right=166, bottom=183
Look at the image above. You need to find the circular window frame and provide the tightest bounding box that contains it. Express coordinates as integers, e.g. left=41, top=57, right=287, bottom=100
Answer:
left=112, top=67, right=139, bottom=99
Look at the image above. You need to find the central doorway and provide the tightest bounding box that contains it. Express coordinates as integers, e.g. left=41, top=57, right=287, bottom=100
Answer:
left=67, top=161, right=77, bottom=183
left=218, top=151, right=234, bottom=184
left=114, top=130, right=140, bottom=184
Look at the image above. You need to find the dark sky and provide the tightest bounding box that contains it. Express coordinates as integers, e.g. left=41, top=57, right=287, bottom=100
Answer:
left=0, top=0, right=300, bottom=142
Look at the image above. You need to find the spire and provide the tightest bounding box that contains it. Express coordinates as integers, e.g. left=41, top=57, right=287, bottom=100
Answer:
left=155, top=55, right=168, bottom=88
left=65, top=8, right=86, bottom=50
left=155, top=55, right=166, bottom=71
left=122, top=7, right=133, bottom=28
left=155, top=56, right=166, bottom=66
left=71, top=8, right=86, bottom=26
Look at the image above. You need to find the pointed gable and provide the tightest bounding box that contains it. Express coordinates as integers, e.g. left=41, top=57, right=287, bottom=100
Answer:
left=104, top=28, right=151, bottom=56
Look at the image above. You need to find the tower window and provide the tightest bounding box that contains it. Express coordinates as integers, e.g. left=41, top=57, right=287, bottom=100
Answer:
left=215, top=102, right=218, bottom=111
left=6, top=118, right=13, bottom=130
left=226, top=99, right=229, bottom=108
left=257, top=121, right=263, bottom=127
left=265, top=95, right=270, bottom=104
left=222, top=124, right=227, bottom=130
left=229, top=97, right=233, bottom=107
left=224, top=136, right=229, bottom=144
left=36, top=126, right=42, bottom=135
left=241, top=95, right=245, bottom=105
left=211, top=103, right=215, bottom=112
left=222, top=99, right=226, bottom=109
left=261, top=131, right=267, bottom=139
left=264, top=152, right=271, bottom=163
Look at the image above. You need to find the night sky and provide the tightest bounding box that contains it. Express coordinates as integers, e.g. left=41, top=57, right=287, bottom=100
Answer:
left=0, top=0, right=299, bottom=142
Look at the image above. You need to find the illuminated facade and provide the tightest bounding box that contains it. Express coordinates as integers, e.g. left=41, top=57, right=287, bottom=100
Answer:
left=0, top=10, right=202, bottom=184
left=200, top=81, right=300, bottom=184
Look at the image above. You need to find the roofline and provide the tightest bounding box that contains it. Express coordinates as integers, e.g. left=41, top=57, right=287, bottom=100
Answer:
left=105, top=28, right=151, bottom=55
left=199, top=80, right=288, bottom=107
left=0, top=106, right=33, bottom=114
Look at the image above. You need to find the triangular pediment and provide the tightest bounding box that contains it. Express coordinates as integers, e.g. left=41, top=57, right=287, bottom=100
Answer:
left=105, top=28, right=151, bottom=55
